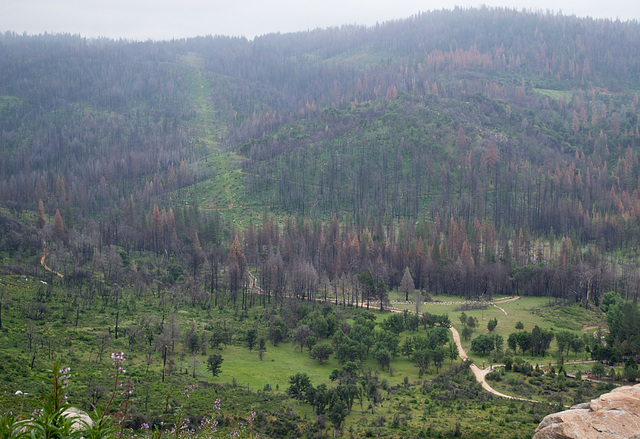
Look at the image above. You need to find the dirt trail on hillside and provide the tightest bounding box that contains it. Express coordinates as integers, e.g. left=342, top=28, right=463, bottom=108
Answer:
left=41, top=241, right=63, bottom=278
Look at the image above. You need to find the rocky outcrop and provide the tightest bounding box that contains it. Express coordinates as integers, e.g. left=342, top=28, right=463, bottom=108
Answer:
left=534, top=383, right=640, bottom=438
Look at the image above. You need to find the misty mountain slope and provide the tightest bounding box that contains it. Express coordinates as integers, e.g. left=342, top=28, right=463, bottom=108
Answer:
left=191, top=10, right=639, bottom=253
left=0, top=8, right=639, bottom=257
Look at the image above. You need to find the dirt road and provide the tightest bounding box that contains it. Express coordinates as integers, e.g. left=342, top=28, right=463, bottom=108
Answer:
left=249, top=273, right=533, bottom=402
left=449, top=300, right=536, bottom=402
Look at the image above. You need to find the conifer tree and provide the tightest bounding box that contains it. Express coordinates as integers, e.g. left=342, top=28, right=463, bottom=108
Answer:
left=228, top=234, right=247, bottom=303
left=37, top=199, right=46, bottom=230
left=53, top=209, right=65, bottom=243
left=400, top=267, right=415, bottom=301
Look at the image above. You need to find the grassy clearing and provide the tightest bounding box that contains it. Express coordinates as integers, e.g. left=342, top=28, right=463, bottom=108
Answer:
left=389, top=293, right=603, bottom=368
left=203, top=342, right=433, bottom=393
left=207, top=344, right=337, bottom=391
left=166, top=54, right=265, bottom=228
left=449, top=296, right=603, bottom=366
left=534, top=88, right=573, bottom=101
left=323, top=45, right=396, bottom=67
left=0, top=273, right=432, bottom=394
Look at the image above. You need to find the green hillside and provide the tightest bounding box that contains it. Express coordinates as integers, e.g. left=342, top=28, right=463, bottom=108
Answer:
left=1, top=8, right=640, bottom=438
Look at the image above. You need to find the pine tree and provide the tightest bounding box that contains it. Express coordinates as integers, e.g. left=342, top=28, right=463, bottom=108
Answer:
left=53, top=209, right=65, bottom=243
left=228, top=235, right=247, bottom=303
left=152, top=204, right=162, bottom=253
left=460, top=240, right=474, bottom=270
left=206, top=354, right=223, bottom=382
left=191, top=232, right=205, bottom=278
left=37, top=199, right=46, bottom=230
left=400, top=267, right=415, bottom=301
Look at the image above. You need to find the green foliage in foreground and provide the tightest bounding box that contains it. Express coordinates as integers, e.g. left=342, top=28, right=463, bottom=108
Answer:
left=486, top=366, right=617, bottom=407
left=344, top=362, right=556, bottom=438
left=0, top=274, right=616, bottom=438
left=2, top=359, right=558, bottom=439
left=1, top=358, right=261, bottom=439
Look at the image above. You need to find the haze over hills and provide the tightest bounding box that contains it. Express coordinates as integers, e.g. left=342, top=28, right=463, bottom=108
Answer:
left=1, top=8, right=640, bottom=437
left=2, top=8, right=640, bottom=296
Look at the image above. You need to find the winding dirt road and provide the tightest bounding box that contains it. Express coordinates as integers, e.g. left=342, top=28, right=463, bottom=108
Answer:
left=450, top=323, right=535, bottom=402
left=248, top=272, right=532, bottom=402
left=448, top=296, right=537, bottom=401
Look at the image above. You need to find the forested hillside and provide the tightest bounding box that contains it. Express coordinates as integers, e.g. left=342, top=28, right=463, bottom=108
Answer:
left=1, top=8, right=640, bottom=437
left=2, top=8, right=640, bottom=302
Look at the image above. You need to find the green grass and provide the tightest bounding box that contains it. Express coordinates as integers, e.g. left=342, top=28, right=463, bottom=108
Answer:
left=0, top=255, right=609, bottom=439
left=340, top=364, right=551, bottom=438
left=0, top=273, right=427, bottom=393
left=322, top=45, right=396, bottom=67
left=161, top=54, right=267, bottom=228
left=382, top=292, right=602, bottom=382
left=0, top=266, right=610, bottom=439
left=534, top=88, right=573, bottom=101
left=418, top=295, right=605, bottom=367
left=378, top=291, right=604, bottom=372
left=208, top=344, right=336, bottom=390
left=203, top=342, right=426, bottom=392
left=386, top=292, right=604, bottom=367
left=487, top=369, right=616, bottom=406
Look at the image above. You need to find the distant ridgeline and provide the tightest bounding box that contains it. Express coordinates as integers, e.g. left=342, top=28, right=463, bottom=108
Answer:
left=1, top=8, right=640, bottom=302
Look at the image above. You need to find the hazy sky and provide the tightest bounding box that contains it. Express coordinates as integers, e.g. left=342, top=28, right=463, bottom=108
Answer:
left=2, top=0, right=639, bottom=41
